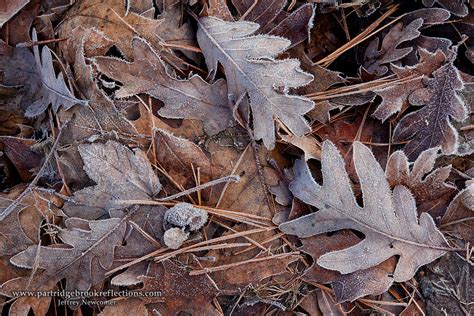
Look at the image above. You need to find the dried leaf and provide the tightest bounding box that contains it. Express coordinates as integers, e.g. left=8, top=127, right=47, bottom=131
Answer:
left=280, top=134, right=321, bottom=161
left=440, top=184, right=474, bottom=243
left=0, top=137, right=43, bottom=181
left=420, top=252, right=473, bottom=315
left=422, top=0, right=469, bottom=17
left=139, top=260, right=219, bottom=315
left=393, top=62, right=468, bottom=160
left=197, top=16, right=315, bottom=149
left=0, top=0, right=29, bottom=27
left=373, top=49, right=446, bottom=121
left=10, top=217, right=126, bottom=291
left=363, top=18, right=423, bottom=76
left=300, top=231, right=396, bottom=302
left=279, top=141, right=448, bottom=282
left=63, top=141, right=161, bottom=219
left=24, top=29, right=88, bottom=117
left=385, top=147, right=456, bottom=217
left=94, top=38, right=234, bottom=136
left=58, top=1, right=194, bottom=62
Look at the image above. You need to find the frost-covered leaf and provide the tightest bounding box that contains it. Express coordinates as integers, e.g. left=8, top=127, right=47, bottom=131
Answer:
left=197, top=16, right=314, bottom=149
left=10, top=217, right=126, bottom=291
left=63, top=141, right=161, bottom=219
left=139, top=260, right=219, bottom=315
left=24, top=29, right=87, bottom=117
left=422, top=0, right=469, bottom=17
left=300, top=231, right=396, bottom=302
left=386, top=147, right=456, bottom=217
left=363, top=18, right=423, bottom=76
left=94, top=38, right=233, bottom=136
left=279, top=141, right=449, bottom=282
left=373, top=49, right=446, bottom=121
left=440, top=184, right=474, bottom=243
left=393, top=62, right=468, bottom=160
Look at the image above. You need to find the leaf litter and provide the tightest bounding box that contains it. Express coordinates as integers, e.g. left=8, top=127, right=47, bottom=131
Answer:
left=0, top=1, right=472, bottom=315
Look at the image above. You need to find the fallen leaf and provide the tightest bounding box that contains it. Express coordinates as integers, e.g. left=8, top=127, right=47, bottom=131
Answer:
left=385, top=147, right=456, bottom=217
left=0, top=136, right=43, bottom=181
left=0, top=0, right=29, bottom=27
left=139, top=260, right=219, bottom=315
left=420, top=252, right=473, bottom=315
left=280, top=134, right=321, bottom=161
left=197, top=16, right=315, bottom=149
left=63, top=141, right=161, bottom=219
left=10, top=217, right=127, bottom=291
left=440, top=184, right=474, bottom=243
left=299, top=231, right=396, bottom=302
left=421, top=0, right=469, bottom=17
left=373, top=49, right=446, bottom=121
left=93, top=38, right=234, bottom=136
left=279, top=141, right=448, bottom=282
left=23, top=29, right=88, bottom=117
left=363, top=18, right=423, bottom=76
left=393, top=62, right=468, bottom=160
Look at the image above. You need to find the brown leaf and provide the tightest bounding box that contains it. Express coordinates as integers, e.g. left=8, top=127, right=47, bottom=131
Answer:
left=280, top=134, right=321, bottom=161
left=202, top=0, right=234, bottom=21
left=0, top=136, right=43, bottom=181
left=0, top=186, right=59, bottom=256
left=393, top=62, right=468, bottom=160
left=63, top=141, right=161, bottom=219
left=440, top=184, right=474, bottom=243
left=99, top=298, right=148, bottom=316
left=385, top=147, right=456, bottom=217
left=0, top=0, right=29, bottom=27
left=300, top=231, right=396, bottom=302
left=280, top=141, right=448, bottom=282
left=94, top=38, right=234, bottom=136
left=139, top=260, right=219, bottom=315
left=197, top=16, right=314, bottom=149
left=373, top=49, right=446, bottom=121
left=10, top=217, right=127, bottom=291
left=58, top=1, right=194, bottom=62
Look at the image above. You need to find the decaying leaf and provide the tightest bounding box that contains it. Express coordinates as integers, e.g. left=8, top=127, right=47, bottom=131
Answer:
left=197, top=16, right=315, bottom=149
left=93, top=38, right=234, bottom=136
left=10, top=217, right=126, bottom=291
left=24, top=29, right=87, bottom=117
left=440, top=184, right=474, bottom=243
left=363, top=18, right=423, bottom=76
left=0, top=0, right=29, bottom=27
left=279, top=141, right=448, bottom=282
left=300, top=231, right=396, bottom=302
left=373, top=49, right=446, bottom=121
left=420, top=252, right=473, bottom=315
left=63, top=141, right=161, bottom=219
left=421, top=0, right=469, bottom=17
left=393, top=62, right=468, bottom=160
left=139, top=260, right=220, bottom=315
left=385, top=147, right=456, bottom=217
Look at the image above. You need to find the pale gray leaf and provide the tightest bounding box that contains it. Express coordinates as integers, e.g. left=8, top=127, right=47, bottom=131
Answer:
left=25, top=29, right=88, bottom=117
left=197, top=16, right=315, bottom=149
left=280, top=141, right=449, bottom=282
left=64, top=141, right=161, bottom=219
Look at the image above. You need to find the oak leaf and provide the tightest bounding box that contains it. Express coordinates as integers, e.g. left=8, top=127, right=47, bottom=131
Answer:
left=385, top=147, right=456, bottom=217
left=63, top=141, right=161, bottom=219
left=279, top=141, right=449, bottom=282
left=393, top=62, right=468, bottom=160
left=24, top=29, right=87, bottom=117
left=373, top=49, right=446, bottom=121
left=197, top=16, right=315, bottom=149
left=10, top=217, right=126, bottom=291
left=94, top=38, right=234, bottom=136
left=363, top=18, right=423, bottom=76
left=422, top=0, right=469, bottom=17
left=440, top=184, right=474, bottom=243
left=0, top=0, right=29, bottom=27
